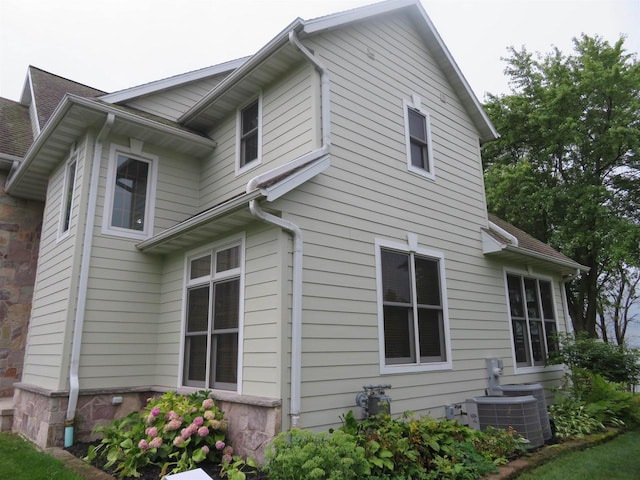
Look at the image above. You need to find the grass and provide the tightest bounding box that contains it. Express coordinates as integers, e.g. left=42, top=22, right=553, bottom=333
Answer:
left=517, top=429, right=640, bottom=479
left=0, top=432, right=84, bottom=480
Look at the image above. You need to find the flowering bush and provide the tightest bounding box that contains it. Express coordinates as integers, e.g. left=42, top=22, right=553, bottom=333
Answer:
left=84, top=390, right=235, bottom=478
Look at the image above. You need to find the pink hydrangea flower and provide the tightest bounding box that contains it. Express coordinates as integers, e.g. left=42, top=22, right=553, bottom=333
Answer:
left=223, top=446, right=234, bottom=456
left=198, top=426, right=209, bottom=437
left=201, top=446, right=210, bottom=454
left=138, top=439, right=149, bottom=450
left=149, top=437, right=163, bottom=449
left=193, top=416, right=204, bottom=426
left=215, top=440, right=225, bottom=450
left=181, top=428, right=192, bottom=440
left=173, top=435, right=184, bottom=447
left=151, top=407, right=161, bottom=417
left=188, top=424, right=198, bottom=435
left=145, top=426, right=158, bottom=438
left=202, top=398, right=214, bottom=409
left=164, top=419, right=182, bottom=433
left=173, top=436, right=185, bottom=447
left=222, top=453, right=233, bottom=464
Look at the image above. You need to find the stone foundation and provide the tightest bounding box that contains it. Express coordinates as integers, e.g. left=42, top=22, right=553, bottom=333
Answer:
left=0, top=172, right=44, bottom=398
left=12, top=383, right=282, bottom=462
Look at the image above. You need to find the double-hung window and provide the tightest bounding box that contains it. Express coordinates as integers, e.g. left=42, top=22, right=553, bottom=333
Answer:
left=236, top=97, right=261, bottom=174
left=59, top=155, right=77, bottom=237
left=183, top=240, right=243, bottom=391
left=103, top=145, right=157, bottom=239
left=376, top=239, right=451, bottom=373
left=404, top=96, right=434, bottom=179
left=506, top=274, right=558, bottom=368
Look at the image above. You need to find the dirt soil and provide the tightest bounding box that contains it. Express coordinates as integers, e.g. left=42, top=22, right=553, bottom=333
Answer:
left=65, top=442, right=269, bottom=480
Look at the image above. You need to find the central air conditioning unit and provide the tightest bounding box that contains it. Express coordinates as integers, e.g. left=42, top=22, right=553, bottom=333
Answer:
left=500, top=383, right=552, bottom=441
left=466, top=395, right=544, bottom=449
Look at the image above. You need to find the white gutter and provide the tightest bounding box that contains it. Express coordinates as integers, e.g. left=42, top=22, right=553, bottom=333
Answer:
left=64, top=113, right=114, bottom=447
left=246, top=29, right=330, bottom=428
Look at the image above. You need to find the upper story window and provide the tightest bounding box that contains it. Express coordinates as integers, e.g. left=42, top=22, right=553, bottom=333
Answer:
left=376, top=238, right=451, bottom=373
left=103, top=145, right=157, bottom=239
left=236, top=97, right=262, bottom=175
left=506, top=273, right=559, bottom=369
left=183, top=238, right=244, bottom=392
left=404, top=96, right=434, bottom=179
left=58, top=155, right=77, bottom=238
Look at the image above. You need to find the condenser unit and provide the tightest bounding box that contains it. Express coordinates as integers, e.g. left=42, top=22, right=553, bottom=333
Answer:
left=466, top=395, right=544, bottom=448
left=500, top=383, right=552, bottom=440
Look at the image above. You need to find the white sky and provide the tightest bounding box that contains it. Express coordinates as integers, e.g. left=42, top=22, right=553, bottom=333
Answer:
left=1, top=0, right=638, bottom=102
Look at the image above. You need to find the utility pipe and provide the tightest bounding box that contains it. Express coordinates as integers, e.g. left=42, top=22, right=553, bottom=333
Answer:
left=64, top=113, right=114, bottom=447
left=246, top=29, right=330, bottom=428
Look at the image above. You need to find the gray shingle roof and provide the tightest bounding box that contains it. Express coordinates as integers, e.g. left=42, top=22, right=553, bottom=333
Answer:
left=29, top=66, right=105, bottom=129
left=0, top=97, right=33, bottom=158
left=487, top=213, right=580, bottom=266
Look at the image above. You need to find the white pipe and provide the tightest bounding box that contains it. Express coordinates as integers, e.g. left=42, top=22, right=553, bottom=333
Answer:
left=246, top=30, right=330, bottom=428
left=65, top=113, right=114, bottom=447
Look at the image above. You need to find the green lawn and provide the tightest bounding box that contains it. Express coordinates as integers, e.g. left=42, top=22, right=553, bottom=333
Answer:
left=517, top=429, right=640, bottom=479
left=0, top=432, right=84, bottom=480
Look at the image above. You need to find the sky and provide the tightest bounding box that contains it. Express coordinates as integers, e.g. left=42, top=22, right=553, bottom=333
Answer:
left=1, top=0, right=638, bottom=102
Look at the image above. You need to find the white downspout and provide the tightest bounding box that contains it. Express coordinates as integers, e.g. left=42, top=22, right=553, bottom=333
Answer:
left=64, top=113, right=114, bottom=447
left=246, top=29, right=330, bottom=428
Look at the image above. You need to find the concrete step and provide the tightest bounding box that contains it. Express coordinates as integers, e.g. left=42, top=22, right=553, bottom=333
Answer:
left=0, top=397, right=14, bottom=432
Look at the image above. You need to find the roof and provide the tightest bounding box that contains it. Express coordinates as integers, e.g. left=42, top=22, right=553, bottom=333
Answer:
left=5, top=95, right=217, bottom=201
left=483, top=213, right=588, bottom=276
left=26, top=66, right=105, bottom=130
left=179, top=0, right=498, bottom=143
left=0, top=97, right=32, bottom=161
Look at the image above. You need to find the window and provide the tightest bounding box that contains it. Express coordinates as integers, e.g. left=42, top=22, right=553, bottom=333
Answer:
left=236, top=97, right=262, bottom=174
left=59, top=156, right=77, bottom=236
left=403, top=97, right=434, bottom=179
left=183, top=240, right=243, bottom=391
left=506, top=274, right=559, bottom=368
left=103, top=145, right=157, bottom=239
left=376, top=239, right=451, bottom=373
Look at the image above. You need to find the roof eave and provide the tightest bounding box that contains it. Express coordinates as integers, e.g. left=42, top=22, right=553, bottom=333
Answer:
left=180, top=19, right=304, bottom=125
left=6, top=94, right=217, bottom=196
left=100, top=57, right=251, bottom=104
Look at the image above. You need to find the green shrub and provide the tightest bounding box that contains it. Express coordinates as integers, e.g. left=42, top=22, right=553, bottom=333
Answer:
left=548, top=333, right=640, bottom=386
left=263, top=429, right=370, bottom=480
left=550, top=394, right=606, bottom=439
left=85, top=390, right=230, bottom=478
left=339, top=411, right=524, bottom=480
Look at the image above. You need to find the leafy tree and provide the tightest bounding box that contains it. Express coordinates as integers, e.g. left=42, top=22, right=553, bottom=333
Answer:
left=597, top=265, right=639, bottom=345
left=482, top=35, right=640, bottom=336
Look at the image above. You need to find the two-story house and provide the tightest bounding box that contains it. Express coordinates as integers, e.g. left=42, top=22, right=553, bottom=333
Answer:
left=2, top=0, right=585, bottom=459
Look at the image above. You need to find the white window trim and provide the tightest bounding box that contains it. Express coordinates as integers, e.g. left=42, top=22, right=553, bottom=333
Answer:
left=57, top=152, right=78, bottom=241
left=178, top=234, right=246, bottom=395
left=375, top=237, right=452, bottom=374
left=503, top=267, right=564, bottom=375
left=403, top=96, right=435, bottom=180
left=102, top=143, right=158, bottom=240
left=235, top=95, right=263, bottom=176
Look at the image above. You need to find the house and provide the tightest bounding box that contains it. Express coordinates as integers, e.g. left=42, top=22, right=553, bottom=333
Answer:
left=2, top=0, right=586, bottom=460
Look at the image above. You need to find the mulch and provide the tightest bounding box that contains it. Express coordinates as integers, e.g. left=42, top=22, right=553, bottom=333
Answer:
left=65, top=442, right=269, bottom=480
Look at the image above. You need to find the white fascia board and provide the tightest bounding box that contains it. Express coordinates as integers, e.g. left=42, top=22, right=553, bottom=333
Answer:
left=302, top=0, right=415, bottom=34
left=100, top=57, right=250, bottom=104
left=180, top=19, right=303, bottom=125
left=6, top=94, right=216, bottom=194
left=262, top=156, right=331, bottom=201
left=488, top=220, right=519, bottom=246
left=135, top=189, right=262, bottom=252
left=481, top=229, right=506, bottom=254
left=505, top=245, right=590, bottom=273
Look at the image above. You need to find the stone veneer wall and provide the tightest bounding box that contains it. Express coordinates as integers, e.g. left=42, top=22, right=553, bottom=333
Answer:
left=12, top=384, right=282, bottom=463
left=0, top=172, right=44, bottom=397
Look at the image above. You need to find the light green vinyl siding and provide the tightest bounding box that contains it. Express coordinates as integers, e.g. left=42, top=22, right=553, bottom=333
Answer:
left=199, top=64, right=317, bottom=210
left=22, top=136, right=90, bottom=390
left=126, top=76, right=225, bottom=121
left=265, top=14, right=567, bottom=430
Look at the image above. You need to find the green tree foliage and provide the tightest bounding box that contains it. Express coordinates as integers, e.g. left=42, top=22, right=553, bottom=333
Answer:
left=482, top=35, right=640, bottom=336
